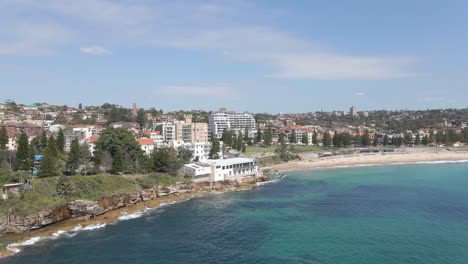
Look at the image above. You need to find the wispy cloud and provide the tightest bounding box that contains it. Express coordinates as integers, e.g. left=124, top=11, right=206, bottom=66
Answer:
left=80, top=46, right=112, bottom=56
left=355, top=92, right=366, bottom=96
left=0, top=1, right=416, bottom=79
left=159, top=86, right=235, bottom=97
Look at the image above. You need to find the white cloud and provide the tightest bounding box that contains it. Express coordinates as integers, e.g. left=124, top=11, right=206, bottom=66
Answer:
left=0, top=21, right=72, bottom=56
left=167, top=27, right=414, bottom=80
left=80, top=46, right=112, bottom=56
left=0, top=1, right=416, bottom=79
left=159, top=86, right=235, bottom=97
left=355, top=92, right=366, bottom=96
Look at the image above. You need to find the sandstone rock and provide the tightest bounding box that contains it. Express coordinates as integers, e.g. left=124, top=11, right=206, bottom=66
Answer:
left=68, top=200, right=105, bottom=217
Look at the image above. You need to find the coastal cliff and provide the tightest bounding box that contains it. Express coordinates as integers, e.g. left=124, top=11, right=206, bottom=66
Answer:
left=0, top=177, right=267, bottom=236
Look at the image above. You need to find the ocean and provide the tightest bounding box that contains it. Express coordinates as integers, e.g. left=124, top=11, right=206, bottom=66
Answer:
left=2, top=162, right=468, bottom=264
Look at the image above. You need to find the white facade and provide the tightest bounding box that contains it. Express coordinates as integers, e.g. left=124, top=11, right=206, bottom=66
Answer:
left=72, top=126, right=97, bottom=140
left=209, top=111, right=256, bottom=139
left=158, top=122, right=176, bottom=142
left=182, top=157, right=258, bottom=182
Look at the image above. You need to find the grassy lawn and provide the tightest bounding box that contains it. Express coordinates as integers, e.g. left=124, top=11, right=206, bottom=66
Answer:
left=245, top=145, right=334, bottom=156
left=0, top=173, right=185, bottom=217
left=244, top=146, right=276, bottom=155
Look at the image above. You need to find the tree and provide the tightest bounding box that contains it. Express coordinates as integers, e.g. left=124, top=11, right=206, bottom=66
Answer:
left=151, top=147, right=180, bottom=174
left=39, top=130, right=48, bottom=151
left=55, top=176, right=76, bottom=197
left=264, top=127, right=273, bottom=147
left=96, top=128, right=144, bottom=172
left=334, top=133, right=344, bottom=148
left=0, top=126, right=8, bottom=149
left=15, top=132, right=32, bottom=171
left=236, top=132, right=243, bottom=151
left=93, top=143, right=103, bottom=168
left=56, top=128, right=65, bottom=153
left=136, top=108, right=146, bottom=129
left=333, top=131, right=339, bottom=147
left=221, top=130, right=233, bottom=147
left=209, top=138, right=221, bottom=159
left=383, top=134, right=389, bottom=146
left=323, top=131, right=332, bottom=147
left=275, top=144, right=293, bottom=162
left=48, top=135, right=58, bottom=156
left=80, top=142, right=92, bottom=175
left=362, top=130, right=371, bottom=146
left=354, top=134, right=362, bottom=146
left=244, top=127, right=249, bottom=142
left=38, top=145, right=60, bottom=177
left=373, top=133, right=379, bottom=147
left=301, top=133, right=309, bottom=145
left=343, top=133, right=352, bottom=147
left=290, top=129, right=297, bottom=144
left=422, top=135, right=429, bottom=145
left=256, top=128, right=262, bottom=144
left=278, top=132, right=285, bottom=145
left=111, top=146, right=125, bottom=174
left=312, top=131, right=318, bottom=145
left=404, top=133, right=413, bottom=145
left=65, top=138, right=81, bottom=175
left=415, top=133, right=421, bottom=145
left=177, top=146, right=193, bottom=164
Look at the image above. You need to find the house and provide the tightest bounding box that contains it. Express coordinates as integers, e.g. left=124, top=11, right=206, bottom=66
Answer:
left=182, top=157, right=258, bottom=183
left=137, top=138, right=155, bottom=155
left=86, top=135, right=99, bottom=156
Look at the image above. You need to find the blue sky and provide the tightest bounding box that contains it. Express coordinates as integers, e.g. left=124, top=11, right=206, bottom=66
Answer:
left=0, top=0, right=467, bottom=113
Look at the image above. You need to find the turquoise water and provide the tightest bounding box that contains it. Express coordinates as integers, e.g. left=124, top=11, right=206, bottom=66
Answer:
left=2, top=163, right=468, bottom=264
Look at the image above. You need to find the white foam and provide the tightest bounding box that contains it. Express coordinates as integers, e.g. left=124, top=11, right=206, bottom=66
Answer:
left=330, top=160, right=468, bottom=169
left=7, top=237, right=43, bottom=253
left=82, top=223, right=107, bottom=231
left=256, top=179, right=279, bottom=186
left=118, top=212, right=143, bottom=221
left=52, top=230, right=67, bottom=237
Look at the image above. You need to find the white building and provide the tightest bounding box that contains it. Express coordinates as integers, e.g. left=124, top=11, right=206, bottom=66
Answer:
left=182, top=158, right=258, bottom=183
left=186, top=142, right=223, bottom=162
left=350, top=106, right=358, bottom=117
left=209, top=111, right=256, bottom=139
left=137, top=138, right=155, bottom=155
left=72, top=126, right=98, bottom=140
left=158, top=122, right=176, bottom=142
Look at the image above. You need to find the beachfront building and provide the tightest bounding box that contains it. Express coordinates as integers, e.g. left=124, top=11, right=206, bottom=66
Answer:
left=182, top=158, right=259, bottom=183
left=209, top=111, right=256, bottom=139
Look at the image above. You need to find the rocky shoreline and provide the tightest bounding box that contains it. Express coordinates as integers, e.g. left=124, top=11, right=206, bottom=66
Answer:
left=0, top=176, right=269, bottom=258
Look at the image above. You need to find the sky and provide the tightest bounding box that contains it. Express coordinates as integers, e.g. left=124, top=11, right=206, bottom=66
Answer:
left=0, top=0, right=468, bottom=113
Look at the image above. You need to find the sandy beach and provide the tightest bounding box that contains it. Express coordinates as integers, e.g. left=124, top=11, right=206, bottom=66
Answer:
left=267, top=150, right=468, bottom=172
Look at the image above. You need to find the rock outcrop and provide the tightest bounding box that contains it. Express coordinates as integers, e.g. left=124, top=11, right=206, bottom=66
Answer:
left=0, top=178, right=264, bottom=235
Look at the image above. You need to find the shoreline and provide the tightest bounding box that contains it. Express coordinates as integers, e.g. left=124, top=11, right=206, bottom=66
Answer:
left=265, top=151, right=468, bottom=173
left=0, top=183, right=257, bottom=259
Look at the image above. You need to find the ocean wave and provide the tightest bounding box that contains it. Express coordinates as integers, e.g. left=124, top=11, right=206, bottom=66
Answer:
left=82, top=223, right=107, bottom=231
left=7, top=237, right=43, bottom=253
left=332, top=160, right=468, bottom=169
left=118, top=212, right=143, bottom=221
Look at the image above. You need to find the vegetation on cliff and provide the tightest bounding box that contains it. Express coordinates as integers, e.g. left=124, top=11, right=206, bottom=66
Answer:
left=0, top=173, right=186, bottom=217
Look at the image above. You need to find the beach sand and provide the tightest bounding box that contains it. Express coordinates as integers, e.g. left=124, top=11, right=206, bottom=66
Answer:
left=267, top=150, right=468, bottom=172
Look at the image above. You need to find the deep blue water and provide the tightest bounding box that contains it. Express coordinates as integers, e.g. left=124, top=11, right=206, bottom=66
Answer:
left=2, top=163, right=468, bottom=264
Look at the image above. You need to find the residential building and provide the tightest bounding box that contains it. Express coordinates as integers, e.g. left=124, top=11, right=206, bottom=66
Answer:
left=209, top=111, right=256, bottom=139
left=182, top=157, right=258, bottom=182
left=138, top=138, right=155, bottom=155
left=350, top=106, right=358, bottom=117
